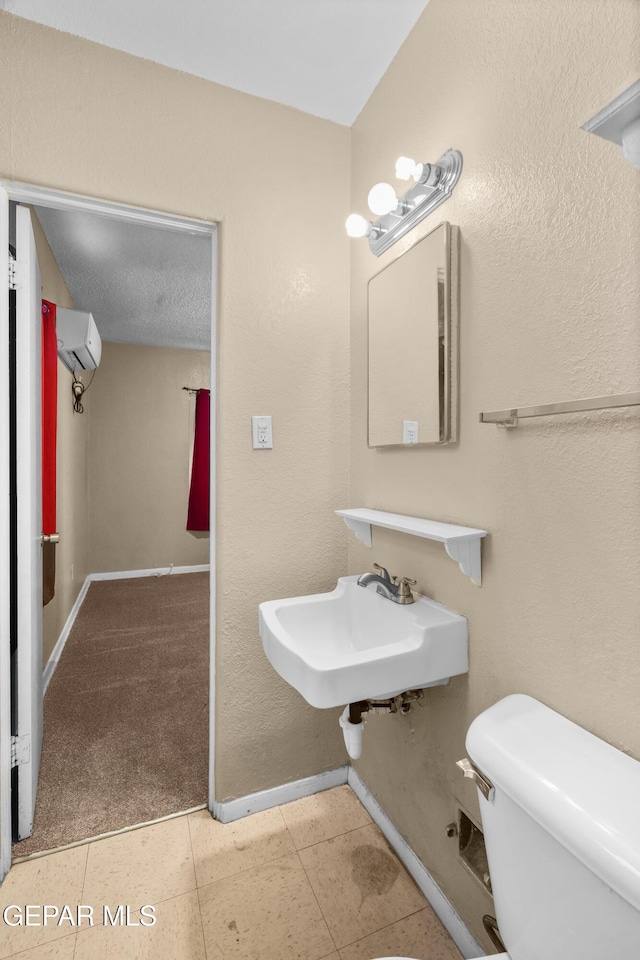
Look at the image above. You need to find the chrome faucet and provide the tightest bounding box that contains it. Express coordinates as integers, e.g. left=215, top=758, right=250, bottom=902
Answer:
left=357, top=563, right=416, bottom=604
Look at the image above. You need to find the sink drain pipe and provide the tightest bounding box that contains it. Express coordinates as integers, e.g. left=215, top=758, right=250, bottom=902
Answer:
left=339, top=700, right=369, bottom=760
left=339, top=691, right=423, bottom=760
left=339, top=706, right=365, bottom=760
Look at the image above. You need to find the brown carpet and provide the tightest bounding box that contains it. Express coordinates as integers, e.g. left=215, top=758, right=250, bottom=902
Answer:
left=15, top=572, right=209, bottom=856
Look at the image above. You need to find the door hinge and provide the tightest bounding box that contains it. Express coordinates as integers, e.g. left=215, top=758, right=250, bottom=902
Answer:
left=11, top=734, right=30, bottom=768
left=8, top=257, right=17, bottom=290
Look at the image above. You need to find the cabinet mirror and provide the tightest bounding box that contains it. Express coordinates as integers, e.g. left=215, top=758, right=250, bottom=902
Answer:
left=368, top=222, right=458, bottom=446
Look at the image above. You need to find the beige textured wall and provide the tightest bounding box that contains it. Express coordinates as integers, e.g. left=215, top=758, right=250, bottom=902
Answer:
left=349, top=0, right=640, bottom=950
left=87, top=341, right=210, bottom=573
left=30, top=211, right=89, bottom=665
left=1, top=12, right=350, bottom=799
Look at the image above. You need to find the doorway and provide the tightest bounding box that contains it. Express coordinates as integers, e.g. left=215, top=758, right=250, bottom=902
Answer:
left=0, top=182, right=218, bottom=873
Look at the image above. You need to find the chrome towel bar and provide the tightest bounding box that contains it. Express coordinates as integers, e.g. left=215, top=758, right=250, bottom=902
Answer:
left=479, top=391, right=640, bottom=427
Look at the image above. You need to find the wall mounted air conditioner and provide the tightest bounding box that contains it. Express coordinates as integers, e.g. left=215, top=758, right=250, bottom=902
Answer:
left=56, top=307, right=102, bottom=373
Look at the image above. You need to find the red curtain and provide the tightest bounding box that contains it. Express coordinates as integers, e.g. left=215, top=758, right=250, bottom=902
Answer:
left=41, top=300, right=57, bottom=535
left=187, top=389, right=210, bottom=532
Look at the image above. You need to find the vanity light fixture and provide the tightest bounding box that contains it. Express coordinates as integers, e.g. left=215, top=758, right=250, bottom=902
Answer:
left=582, top=79, right=640, bottom=169
left=346, top=148, right=463, bottom=256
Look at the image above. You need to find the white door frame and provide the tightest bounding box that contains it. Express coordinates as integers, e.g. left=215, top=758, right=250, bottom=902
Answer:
left=0, top=180, right=218, bottom=878
left=0, top=189, right=11, bottom=878
left=15, top=203, right=44, bottom=840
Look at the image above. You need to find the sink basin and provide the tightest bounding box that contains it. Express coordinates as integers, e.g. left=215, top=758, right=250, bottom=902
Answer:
left=259, top=575, right=468, bottom=709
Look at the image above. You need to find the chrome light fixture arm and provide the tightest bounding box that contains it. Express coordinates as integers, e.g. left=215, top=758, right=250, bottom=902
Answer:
left=369, top=149, right=462, bottom=256
left=346, top=149, right=463, bottom=257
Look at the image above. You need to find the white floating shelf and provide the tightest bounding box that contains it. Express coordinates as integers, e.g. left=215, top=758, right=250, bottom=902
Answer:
left=336, top=508, right=488, bottom=585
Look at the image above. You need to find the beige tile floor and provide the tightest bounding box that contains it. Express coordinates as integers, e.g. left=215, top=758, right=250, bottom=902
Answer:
left=0, top=785, right=462, bottom=960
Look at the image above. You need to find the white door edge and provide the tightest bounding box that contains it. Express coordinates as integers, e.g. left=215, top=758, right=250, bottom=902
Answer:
left=15, top=203, right=44, bottom=839
left=0, top=186, right=12, bottom=880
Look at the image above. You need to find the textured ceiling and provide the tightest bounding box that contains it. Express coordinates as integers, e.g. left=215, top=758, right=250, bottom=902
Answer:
left=35, top=206, right=211, bottom=351
left=1, top=0, right=429, bottom=126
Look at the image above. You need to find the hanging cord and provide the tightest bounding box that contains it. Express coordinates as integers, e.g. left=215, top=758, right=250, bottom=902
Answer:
left=71, top=368, right=96, bottom=414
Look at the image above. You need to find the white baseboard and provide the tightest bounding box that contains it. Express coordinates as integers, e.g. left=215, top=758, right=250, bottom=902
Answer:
left=213, top=766, right=350, bottom=824
left=43, top=575, right=92, bottom=693
left=347, top=767, right=485, bottom=960
left=90, top=564, right=210, bottom=581
left=43, top=564, right=210, bottom=691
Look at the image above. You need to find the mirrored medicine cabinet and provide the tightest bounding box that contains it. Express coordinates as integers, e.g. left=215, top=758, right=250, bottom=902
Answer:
left=368, top=221, right=459, bottom=447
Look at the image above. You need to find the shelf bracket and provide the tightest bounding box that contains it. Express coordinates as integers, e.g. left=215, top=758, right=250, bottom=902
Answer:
left=444, top=538, right=482, bottom=585
left=342, top=516, right=372, bottom=548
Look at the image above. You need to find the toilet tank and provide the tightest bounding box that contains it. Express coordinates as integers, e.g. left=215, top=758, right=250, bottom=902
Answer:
left=466, top=695, right=640, bottom=960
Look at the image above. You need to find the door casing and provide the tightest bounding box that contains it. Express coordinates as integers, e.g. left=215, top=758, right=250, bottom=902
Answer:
left=14, top=202, right=44, bottom=840
left=0, top=181, right=218, bottom=879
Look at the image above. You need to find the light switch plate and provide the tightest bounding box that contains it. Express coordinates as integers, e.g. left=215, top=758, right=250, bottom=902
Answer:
left=252, top=415, right=273, bottom=449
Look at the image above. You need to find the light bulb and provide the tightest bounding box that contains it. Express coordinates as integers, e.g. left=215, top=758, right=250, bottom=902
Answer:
left=345, top=213, right=371, bottom=238
left=395, top=156, right=417, bottom=181
left=367, top=182, right=399, bottom=216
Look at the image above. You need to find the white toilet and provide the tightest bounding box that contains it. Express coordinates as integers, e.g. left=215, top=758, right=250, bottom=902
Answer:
left=372, top=693, right=640, bottom=960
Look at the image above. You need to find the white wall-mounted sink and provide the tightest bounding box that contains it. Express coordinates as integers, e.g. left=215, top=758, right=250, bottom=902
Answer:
left=259, top=575, right=468, bottom=709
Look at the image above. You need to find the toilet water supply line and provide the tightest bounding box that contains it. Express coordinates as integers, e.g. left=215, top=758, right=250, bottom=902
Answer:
left=339, top=691, right=424, bottom=759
